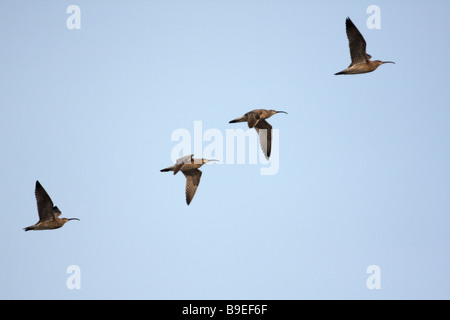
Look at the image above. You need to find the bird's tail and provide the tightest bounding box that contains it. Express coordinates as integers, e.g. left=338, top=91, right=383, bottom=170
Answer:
left=161, top=164, right=177, bottom=172
left=229, top=116, right=246, bottom=124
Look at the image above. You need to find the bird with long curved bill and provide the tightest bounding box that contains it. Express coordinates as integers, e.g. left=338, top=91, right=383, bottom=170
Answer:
left=229, top=109, right=287, bottom=160
left=161, top=154, right=218, bottom=205
left=335, top=17, right=395, bottom=75
left=24, top=181, right=79, bottom=231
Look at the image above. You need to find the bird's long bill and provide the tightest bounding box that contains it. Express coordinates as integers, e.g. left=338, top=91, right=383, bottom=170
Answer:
left=68, top=218, right=80, bottom=221
left=206, top=159, right=219, bottom=163
left=276, top=111, right=288, bottom=114
left=382, top=61, right=395, bottom=64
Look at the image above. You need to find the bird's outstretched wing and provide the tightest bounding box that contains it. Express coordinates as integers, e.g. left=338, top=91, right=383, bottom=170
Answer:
left=182, top=169, right=202, bottom=205
left=53, top=206, right=62, bottom=218
left=254, top=119, right=272, bottom=160
left=246, top=112, right=260, bottom=128
left=174, top=154, right=194, bottom=175
left=176, top=154, right=194, bottom=165
left=35, top=181, right=56, bottom=222
left=345, top=17, right=370, bottom=66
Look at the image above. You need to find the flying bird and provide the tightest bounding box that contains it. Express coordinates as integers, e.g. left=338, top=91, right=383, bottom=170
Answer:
left=160, top=154, right=218, bottom=205
left=335, top=17, right=395, bottom=75
left=24, top=181, right=79, bottom=231
left=229, top=109, right=287, bottom=159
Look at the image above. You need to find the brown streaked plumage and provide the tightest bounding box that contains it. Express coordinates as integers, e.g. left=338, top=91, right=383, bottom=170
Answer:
left=335, top=17, right=395, bottom=75
left=24, top=181, right=79, bottom=231
left=160, top=154, right=218, bottom=205
left=229, top=109, right=287, bottom=159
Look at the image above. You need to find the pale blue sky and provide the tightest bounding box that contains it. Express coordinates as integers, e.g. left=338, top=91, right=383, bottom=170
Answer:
left=1, top=1, right=449, bottom=299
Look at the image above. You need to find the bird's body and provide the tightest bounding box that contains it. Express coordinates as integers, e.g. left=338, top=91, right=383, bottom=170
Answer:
left=229, top=109, right=287, bottom=160
left=24, top=181, right=79, bottom=231
left=160, top=154, right=217, bottom=205
left=335, top=17, right=394, bottom=75
left=25, top=214, right=69, bottom=231
left=335, top=60, right=386, bottom=75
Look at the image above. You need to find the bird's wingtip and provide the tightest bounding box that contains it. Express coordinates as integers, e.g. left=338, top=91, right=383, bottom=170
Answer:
left=345, top=17, right=355, bottom=27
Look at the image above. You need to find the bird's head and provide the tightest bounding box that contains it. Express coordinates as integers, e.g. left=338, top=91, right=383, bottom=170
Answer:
left=374, top=60, right=395, bottom=68
left=62, top=217, right=80, bottom=225
left=269, top=110, right=288, bottom=116
left=202, top=159, right=219, bottom=164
